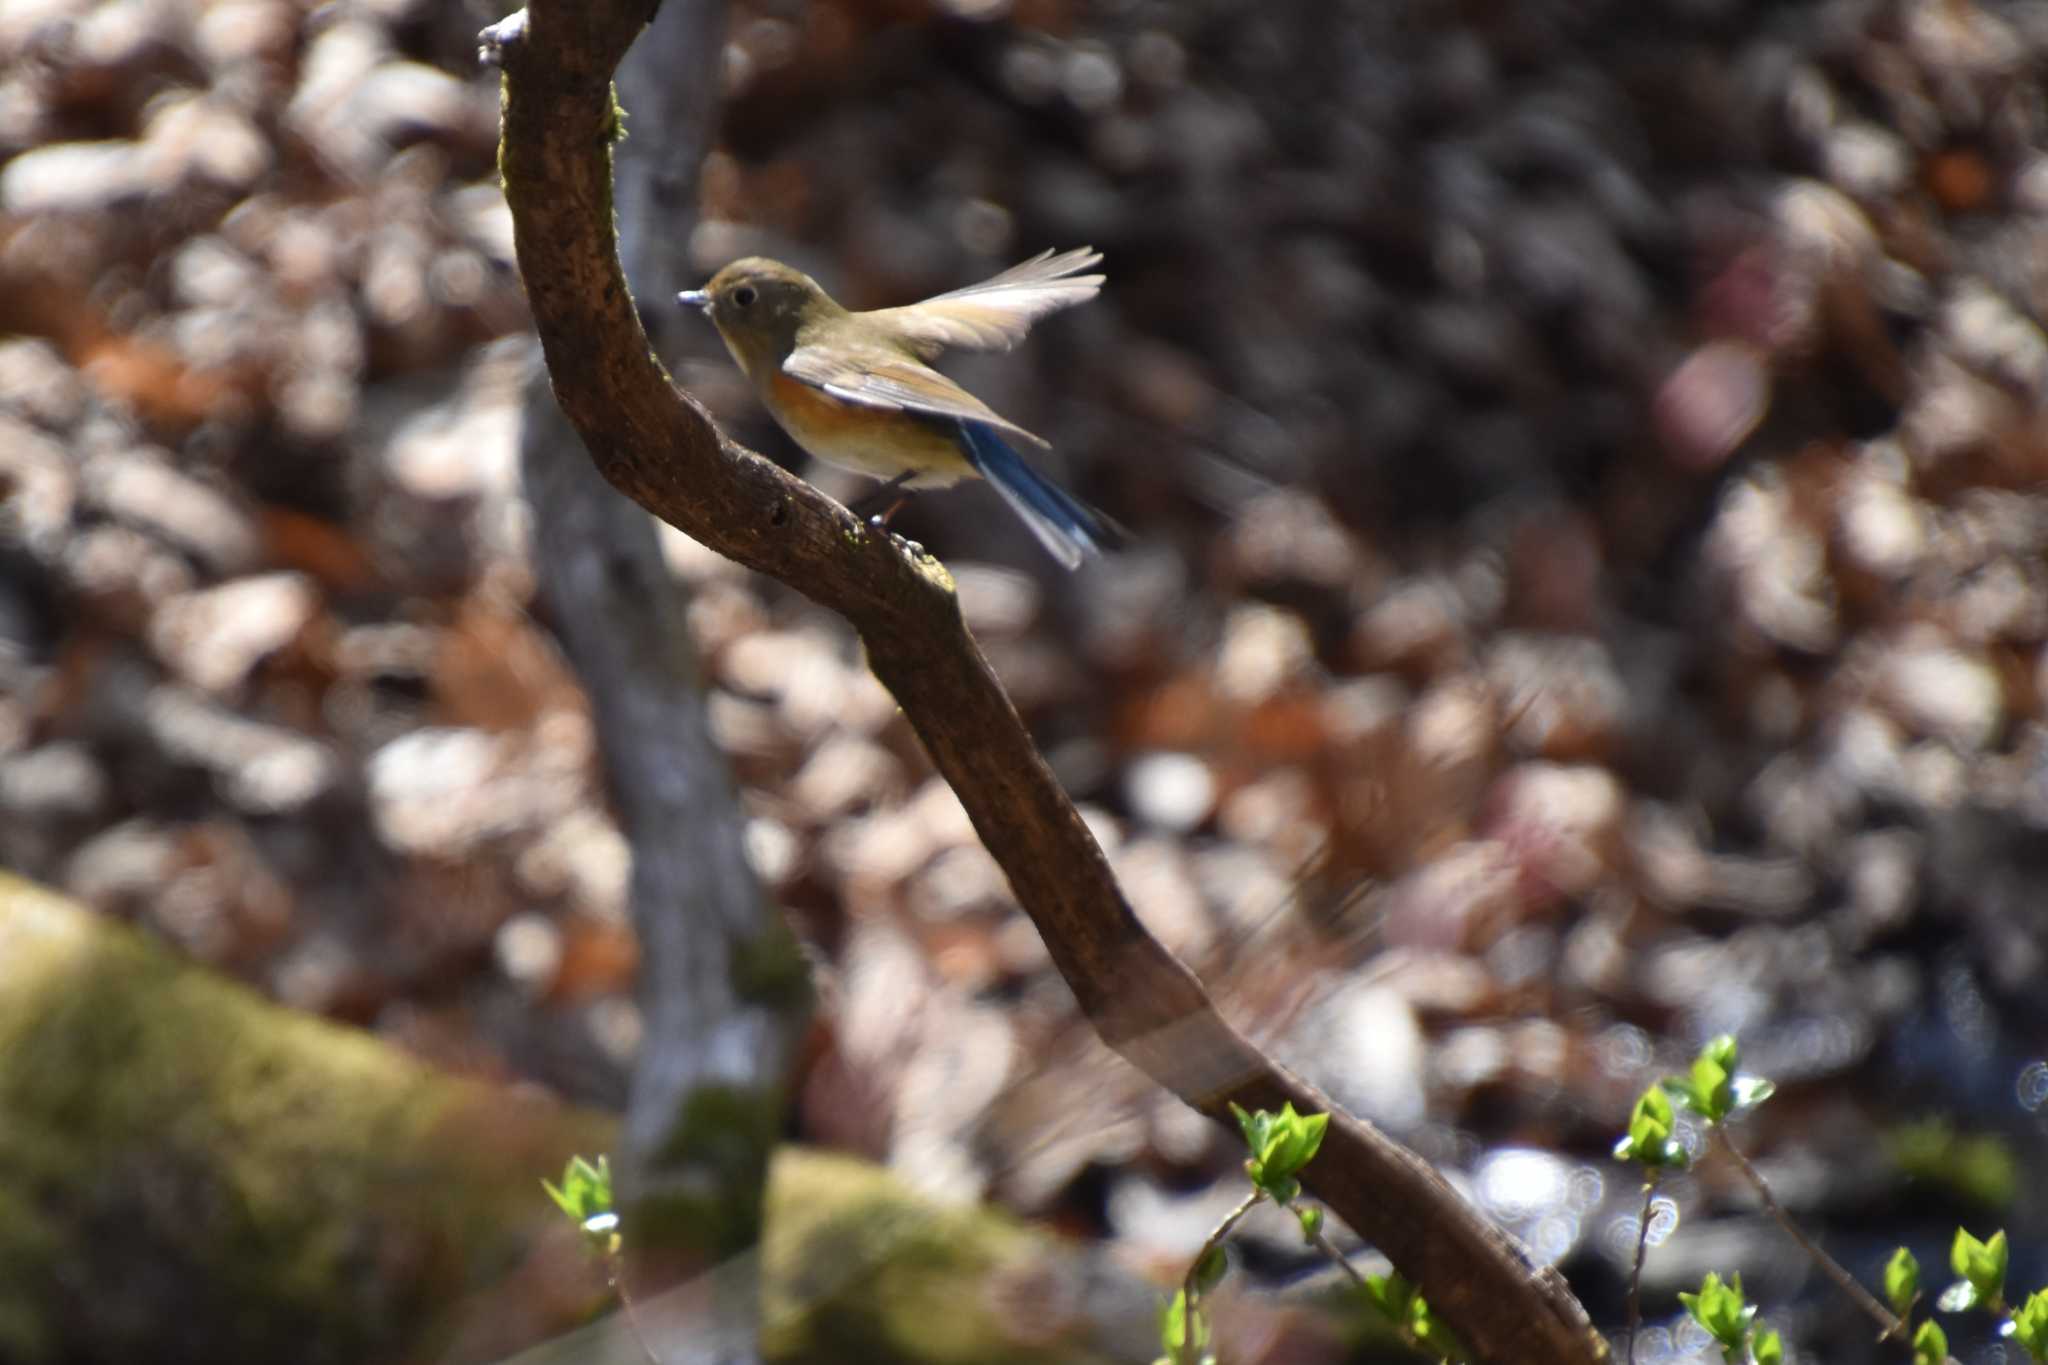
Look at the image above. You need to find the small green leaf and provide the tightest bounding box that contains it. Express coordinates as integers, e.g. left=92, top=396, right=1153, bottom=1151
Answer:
left=1666, top=1034, right=1778, bottom=1121
left=1951, top=1228, right=2008, bottom=1308
left=1232, top=1105, right=1274, bottom=1190
left=1627, top=1084, right=1672, bottom=1146
left=1256, top=1117, right=1292, bottom=1170
left=1159, top=1289, right=1190, bottom=1353
left=1362, top=1270, right=1417, bottom=1324
left=1229, top=1102, right=1268, bottom=1158
left=1884, top=1247, right=1921, bottom=1317
left=1615, top=1084, right=1689, bottom=1170
left=1912, top=1319, right=1947, bottom=1365
left=1263, top=1106, right=1326, bottom=1179
left=1232, top=1103, right=1330, bottom=1198
left=1753, top=1326, right=1783, bottom=1365
left=542, top=1153, right=614, bottom=1236
left=1951, top=1227, right=1985, bottom=1279
left=1679, top=1272, right=1755, bottom=1350
left=1981, top=1230, right=2009, bottom=1300
left=2009, top=1287, right=2048, bottom=1361
left=1701, top=1034, right=1740, bottom=1073
left=1936, top=1278, right=1979, bottom=1313
left=1664, top=1036, right=1737, bottom=1121
left=1729, top=1074, right=1776, bottom=1113
left=1888, top=1119, right=2019, bottom=1210
left=1193, top=1244, right=1230, bottom=1294
left=1410, top=1295, right=1468, bottom=1362
left=1693, top=1055, right=1731, bottom=1120
left=1272, top=1108, right=1330, bottom=1179
left=1296, top=1204, right=1325, bottom=1244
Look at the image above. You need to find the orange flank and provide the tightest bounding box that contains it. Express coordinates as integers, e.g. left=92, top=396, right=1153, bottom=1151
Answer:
left=764, top=370, right=975, bottom=486
left=764, top=370, right=860, bottom=437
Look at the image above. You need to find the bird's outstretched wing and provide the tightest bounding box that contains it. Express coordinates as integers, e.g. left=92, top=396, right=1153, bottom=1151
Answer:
left=862, top=247, right=1104, bottom=358
left=783, top=346, right=1051, bottom=448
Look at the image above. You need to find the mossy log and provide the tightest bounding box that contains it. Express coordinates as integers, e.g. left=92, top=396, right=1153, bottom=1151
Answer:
left=0, top=873, right=617, bottom=1363
left=0, top=876, right=1154, bottom=1364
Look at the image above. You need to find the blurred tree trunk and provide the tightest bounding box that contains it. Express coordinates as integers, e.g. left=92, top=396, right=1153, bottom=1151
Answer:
left=518, top=1, right=810, bottom=1361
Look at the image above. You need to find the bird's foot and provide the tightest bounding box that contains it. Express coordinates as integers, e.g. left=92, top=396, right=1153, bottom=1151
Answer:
left=860, top=512, right=922, bottom=558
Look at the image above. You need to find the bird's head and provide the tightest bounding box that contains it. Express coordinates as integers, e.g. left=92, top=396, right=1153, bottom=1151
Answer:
left=677, top=257, right=837, bottom=377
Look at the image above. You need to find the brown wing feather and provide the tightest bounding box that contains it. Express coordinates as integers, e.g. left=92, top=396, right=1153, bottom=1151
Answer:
left=782, top=346, right=1051, bottom=448
left=859, top=247, right=1104, bottom=358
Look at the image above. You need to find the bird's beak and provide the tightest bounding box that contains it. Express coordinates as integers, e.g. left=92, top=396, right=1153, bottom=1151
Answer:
left=676, top=289, right=711, bottom=312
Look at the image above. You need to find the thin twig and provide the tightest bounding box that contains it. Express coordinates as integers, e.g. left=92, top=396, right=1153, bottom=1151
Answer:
left=1625, top=1172, right=1660, bottom=1365
left=1304, top=1220, right=1371, bottom=1293
left=1712, top=1128, right=1905, bottom=1343
left=606, top=1257, right=664, bottom=1365
left=1177, top=1187, right=1263, bottom=1362
left=1302, top=1211, right=1435, bottom=1356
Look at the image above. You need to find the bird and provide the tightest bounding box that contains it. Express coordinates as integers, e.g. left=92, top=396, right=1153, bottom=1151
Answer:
left=677, top=247, right=1116, bottom=569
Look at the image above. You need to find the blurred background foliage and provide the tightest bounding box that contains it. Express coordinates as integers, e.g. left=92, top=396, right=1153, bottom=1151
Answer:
left=1, top=0, right=2046, bottom=1360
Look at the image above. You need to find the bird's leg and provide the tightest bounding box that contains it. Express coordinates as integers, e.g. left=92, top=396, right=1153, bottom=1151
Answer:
left=848, top=471, right=917, bottom=527
left=845, top=473, right=929, bottom=559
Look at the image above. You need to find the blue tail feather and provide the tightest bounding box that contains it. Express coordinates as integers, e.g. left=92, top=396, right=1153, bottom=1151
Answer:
left=955, top=420, right=1114, bottom=569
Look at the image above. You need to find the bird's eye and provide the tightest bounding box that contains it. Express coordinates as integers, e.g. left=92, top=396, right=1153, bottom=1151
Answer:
left=732, top=285, right=757, bottom=308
